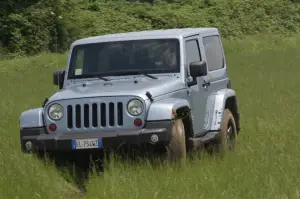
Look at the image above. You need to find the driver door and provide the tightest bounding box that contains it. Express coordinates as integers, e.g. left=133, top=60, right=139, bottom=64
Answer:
left=185, top=36, right=210, bottom=137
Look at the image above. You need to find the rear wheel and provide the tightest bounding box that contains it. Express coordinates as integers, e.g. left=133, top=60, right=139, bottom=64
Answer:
left=217, top=109, right=237, bottom=154
left=166, top=119, right=186, bottom=160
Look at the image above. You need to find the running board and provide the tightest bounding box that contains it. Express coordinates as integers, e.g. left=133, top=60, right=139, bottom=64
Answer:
left=188, top=131, right=220, bottom=149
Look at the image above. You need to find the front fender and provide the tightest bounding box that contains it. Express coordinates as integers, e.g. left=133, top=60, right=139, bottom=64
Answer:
left=210, top=89, right=237, bottom=131
left=146, top=98, right=191, bottom=121
left=20, top=108, right=45, bottom=129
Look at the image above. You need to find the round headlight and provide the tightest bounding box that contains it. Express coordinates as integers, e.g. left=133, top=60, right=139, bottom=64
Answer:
left=127, top=99, right=143, bottom=116
left=48, top=103, right=63, bottom=120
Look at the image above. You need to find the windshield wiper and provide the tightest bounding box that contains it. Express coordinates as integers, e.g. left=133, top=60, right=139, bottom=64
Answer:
left=113, top=71, right=158, bottom=79
left=72, top=74, right=110, bottom=81
left=96, top=76, right=110, bottom=81
left=141, top=73, right=158, bottom=79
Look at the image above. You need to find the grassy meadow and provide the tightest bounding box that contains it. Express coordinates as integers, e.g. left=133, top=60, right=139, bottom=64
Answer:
left=0, top=35, right=300, bottom=198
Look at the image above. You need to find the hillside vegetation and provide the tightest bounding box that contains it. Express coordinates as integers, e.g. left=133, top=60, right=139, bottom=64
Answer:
left=1, top=0, right=300, bottom=58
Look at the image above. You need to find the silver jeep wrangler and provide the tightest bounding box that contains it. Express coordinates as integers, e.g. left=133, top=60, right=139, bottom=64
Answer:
left=20, top=28, right=240, bottom=159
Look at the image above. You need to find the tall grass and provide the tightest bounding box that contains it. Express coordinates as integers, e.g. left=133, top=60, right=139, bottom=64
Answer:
left=0, top=35, right=299, bottom=198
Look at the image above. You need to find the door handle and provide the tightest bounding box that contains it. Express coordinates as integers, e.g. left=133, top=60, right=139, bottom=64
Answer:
left=202, top=81, right=210, bottom=88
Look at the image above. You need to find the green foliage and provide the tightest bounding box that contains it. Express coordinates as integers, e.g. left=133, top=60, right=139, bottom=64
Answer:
left=0, top=0, right=300, bottom=58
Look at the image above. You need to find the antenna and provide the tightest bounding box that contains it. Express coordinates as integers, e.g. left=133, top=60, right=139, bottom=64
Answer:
left=51, top=11, right=63, bottom=91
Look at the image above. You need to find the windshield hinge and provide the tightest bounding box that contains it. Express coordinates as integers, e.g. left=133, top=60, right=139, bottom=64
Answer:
left=146, top=91, right=154, bottom=102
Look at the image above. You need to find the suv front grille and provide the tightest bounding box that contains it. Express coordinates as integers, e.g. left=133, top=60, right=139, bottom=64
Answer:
left=66, top=102, right=124, bottom=129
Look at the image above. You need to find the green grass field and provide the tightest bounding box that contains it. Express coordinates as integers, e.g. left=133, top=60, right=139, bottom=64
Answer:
left=1, top=35, right=300, bottom=199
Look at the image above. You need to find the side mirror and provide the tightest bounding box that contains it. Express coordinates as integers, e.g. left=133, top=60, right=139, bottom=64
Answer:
left=53, top=70, right=65, bottom=89
left=189, top=61, right=207, bottom=77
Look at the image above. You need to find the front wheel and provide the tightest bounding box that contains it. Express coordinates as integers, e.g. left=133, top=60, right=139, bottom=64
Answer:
left=166, top=119, right=186, bottom=161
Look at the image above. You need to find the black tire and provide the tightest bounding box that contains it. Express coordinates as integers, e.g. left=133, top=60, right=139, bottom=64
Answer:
left=217, top=109, right=237, bottom=154
left=166, top=119, right=186, bottom=160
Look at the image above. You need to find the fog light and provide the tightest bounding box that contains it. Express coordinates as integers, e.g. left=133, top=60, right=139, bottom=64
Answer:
left=150, top=134, right=159, bottom=144
left=25, top=141, right=33, bottom=152
left=49, top=123, right=57, bottom=132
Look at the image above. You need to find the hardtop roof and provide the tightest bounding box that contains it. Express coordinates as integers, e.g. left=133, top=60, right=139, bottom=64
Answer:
left=72, top=28, right=218, bottom=46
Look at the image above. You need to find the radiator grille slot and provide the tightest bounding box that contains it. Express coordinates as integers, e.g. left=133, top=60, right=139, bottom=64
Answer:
left=109, top=103, right=114, bottom=126
left=67, top=102, right=124, bottom=129
left=117, top=102, right=123, bottom=126
left=75, top=105, right=81, bottom=128
left=92, top=103, right=98, bottom=127
left=84, top=104, right=89, bottom=128
left=67, top=105, right=72, bottom=128
left=100, top=103, right=106, bottom=127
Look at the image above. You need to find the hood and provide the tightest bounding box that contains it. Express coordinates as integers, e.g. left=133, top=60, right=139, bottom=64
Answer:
left=48, top=76, right=185, bottom=102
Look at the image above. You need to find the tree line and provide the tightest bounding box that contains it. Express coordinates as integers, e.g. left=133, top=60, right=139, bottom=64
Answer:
left=0, top=0, right=299, bottom=59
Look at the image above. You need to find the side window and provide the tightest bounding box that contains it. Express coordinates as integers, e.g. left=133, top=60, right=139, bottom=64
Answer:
left=185, top=39, right=201, bottom=65
left=202, top=35, right=224, bottom=71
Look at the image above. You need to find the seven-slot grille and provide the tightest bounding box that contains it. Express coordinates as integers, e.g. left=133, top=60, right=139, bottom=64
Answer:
left=66, top=102, right=124, bottom=129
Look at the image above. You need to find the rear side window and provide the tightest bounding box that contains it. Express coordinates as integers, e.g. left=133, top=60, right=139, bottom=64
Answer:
left=202, top=35, right=224, bottom=71
left=185, top=39, right=201, bottom=65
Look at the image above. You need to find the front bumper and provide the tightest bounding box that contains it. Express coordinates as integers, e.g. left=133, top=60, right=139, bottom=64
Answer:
left=20, top=121, right=172, bottom=153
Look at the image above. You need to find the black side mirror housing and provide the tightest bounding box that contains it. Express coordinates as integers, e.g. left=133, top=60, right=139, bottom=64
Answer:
left=189, top=61, right=207, bottom=77
left=53, top=70, right=65, bottom=89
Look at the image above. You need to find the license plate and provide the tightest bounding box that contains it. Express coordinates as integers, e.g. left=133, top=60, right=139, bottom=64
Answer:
left=72, top=138, right=102, bottom=150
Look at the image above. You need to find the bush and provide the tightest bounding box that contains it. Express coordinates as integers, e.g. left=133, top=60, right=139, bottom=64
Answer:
left=0, top=0, right=299, bottom=58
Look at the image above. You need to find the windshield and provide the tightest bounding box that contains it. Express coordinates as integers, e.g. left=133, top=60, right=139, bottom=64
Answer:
left=67, top=39, right=180, bottom=79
